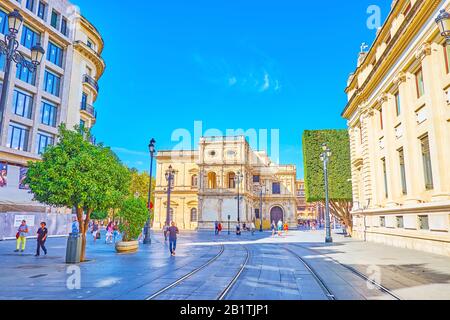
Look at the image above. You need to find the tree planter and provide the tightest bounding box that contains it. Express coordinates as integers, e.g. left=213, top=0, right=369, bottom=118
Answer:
left=115, top=240, right=139, bottom=254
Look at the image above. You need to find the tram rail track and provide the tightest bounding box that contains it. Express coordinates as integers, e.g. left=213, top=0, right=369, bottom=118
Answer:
left=289, top=243, right=402, bottom=300
left=217, top=245, right=250, bottom=300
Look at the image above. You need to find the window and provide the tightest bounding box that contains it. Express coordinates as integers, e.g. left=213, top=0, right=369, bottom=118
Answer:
left=87, top=39, right=93, bottom=49
left=395, top=91, right=401, bottom=116
left=396, top=216, right=404, bottom=229
left=253, top=175, right=260, bottom=183
left=21, top=25, right=40, bottom=50
left=0, top=8, right=7, bottom=34
left=190, top=208, right=197, bottom=222
left=420, top=135, right=434, bottom=190
left=37, top=1, right=46, bottom=19
left=40, top=100, right=57, bottom=127
left=382, top=158, right=388, bottom=199
left=415, top=68, right=425, bottom=98
left=36, top=131, right=54, bottom=154
left=191, top=174, right=198, bottom=187
left=255, top=209, right=260, bottom=219
left=50, top=10, right=59, bottom=28
left=398, top=148, right=407, bottom=195
left=228, top=172, right=236, bottom=189
left=380, top=216, right=386, bottom=227
left=12, top=89, right=33, bottom=119
left=418, top=215, right=429, bottom=230
left=47, top=41, right=63, bottom=67
left=272, top=182, right=281, bottom=195
left=61, top=17, right=68, bottom=36
left=207, top=172, right=217, bottom=189
left=79, top=119, right=85, bottom=133
left=26, top=0, right=35, bottom=12
left=44, top=70, right=61, bottom=96
left=81, top=92, right=88, bottom=109
left=16, top=61, right=36, bottom=85
left=7, top=123, right=29, bottom=151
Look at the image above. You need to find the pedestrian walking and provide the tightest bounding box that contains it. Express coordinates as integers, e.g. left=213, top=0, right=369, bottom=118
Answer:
left=250, top=221, right=255, bottom=235
left=236, top=223, right=241, bottom=236
left=283, top=222, right=289, bottom=235
left=113, top=222, right=119, bottom=243
left=92, top=220, right=99, bottom=244
left=163, top=222, right=170, bottom=242
left=35, top=222, right=48, bottom=256
left=105, top=222, right=113, bottom=244
left=71, top=217, right=79, bottom=234
left=14, top=220, right=29, bottom=253
left=271, top=220, right=276, bottom=237
left=277, top=220, right=283, bottom=236
left=168, top=221, right=179, bottom=256
left=218, top=222, right=222, bottom=235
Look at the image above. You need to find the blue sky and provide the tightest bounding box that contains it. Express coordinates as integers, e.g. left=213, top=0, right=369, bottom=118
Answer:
left=73, top=0, right=390, bottom=178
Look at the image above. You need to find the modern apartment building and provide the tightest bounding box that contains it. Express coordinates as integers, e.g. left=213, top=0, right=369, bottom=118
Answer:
left=342, top=0, right=450, bottom=256
left=154, top=136, right=298, bottom=230
left=0, top=0, right=105, bottom=213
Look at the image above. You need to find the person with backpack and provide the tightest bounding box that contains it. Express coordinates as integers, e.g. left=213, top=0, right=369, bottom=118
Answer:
left=14, top=220, right=29, bottom=253
left=217, top=222, right=222, bottom=235
left=35, top=222, right=48, bottom=256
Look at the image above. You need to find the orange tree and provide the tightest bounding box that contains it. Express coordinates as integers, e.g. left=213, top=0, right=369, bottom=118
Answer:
left=302, top=129, right=354, bottom=234
left=25, top=124, right=130, bottom=261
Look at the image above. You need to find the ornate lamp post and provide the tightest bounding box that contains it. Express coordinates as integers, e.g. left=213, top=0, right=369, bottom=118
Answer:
left=257, top=183, right=267, bottom=232
left=165, top=165, right=176, bottom=226
left=320, top=143, right=333, bottom=243
left=436, top=9, right=450, bottom=44
left=143, top=139, right=156, bottom=245
left=234, top=171, right=244, bottom=227
left=0, top=9, right=45, bottom=137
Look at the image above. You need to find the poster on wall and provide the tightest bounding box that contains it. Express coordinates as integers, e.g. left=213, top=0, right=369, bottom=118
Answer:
left=19, top=167, right=30, bottom=190
left=0, top=163, right=7, bottom=188
left=14, top=214, right=36, bottom=227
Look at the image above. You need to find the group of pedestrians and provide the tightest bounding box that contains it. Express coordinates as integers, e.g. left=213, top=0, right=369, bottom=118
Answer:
left=271, top=220, right=289, bottom=236
left=214, top=221, right=223, bottom=235
left=88, top=220, right=120, bottom=244
left=13, top=220, right=48, bottom=256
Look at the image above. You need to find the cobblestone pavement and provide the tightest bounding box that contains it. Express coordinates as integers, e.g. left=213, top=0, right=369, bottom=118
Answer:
left=0, top=229, right=449, bottom=300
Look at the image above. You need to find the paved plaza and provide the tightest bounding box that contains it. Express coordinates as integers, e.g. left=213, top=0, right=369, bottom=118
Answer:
left=0, top=229, right=449, bottom=300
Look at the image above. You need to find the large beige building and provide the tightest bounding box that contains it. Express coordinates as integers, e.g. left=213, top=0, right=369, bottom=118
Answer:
left=0, top=0, right=104, bottom=213
left=343, top=0, right=450, bottom=256
left=154, top=136, right=297, bottom=230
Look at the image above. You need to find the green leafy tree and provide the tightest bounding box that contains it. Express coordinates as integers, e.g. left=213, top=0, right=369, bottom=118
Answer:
left=91, top=211, right=108, bottom=221
left=117, top=197, right=149, bottom=241
left=129, top=168, right=155, bottom=219
left=302, top=129, right=354, bottom=234
left=25, top=125, right=131, bottom=261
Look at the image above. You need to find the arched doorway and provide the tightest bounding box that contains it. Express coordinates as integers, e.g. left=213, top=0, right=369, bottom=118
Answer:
left=270, top=206, right=284, bottom=224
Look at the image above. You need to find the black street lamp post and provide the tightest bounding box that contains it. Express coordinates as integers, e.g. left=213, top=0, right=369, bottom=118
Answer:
left=320, top=143, right=333, bottom=243
left=143, top=139, right=156, bottom=245
left=258, top=183, right=267, bottom=232
left=235, top=171, right=244, bottom=228
left=165, top=165, right=176, bottom=225
left=0, top=9, right=45, bottom=137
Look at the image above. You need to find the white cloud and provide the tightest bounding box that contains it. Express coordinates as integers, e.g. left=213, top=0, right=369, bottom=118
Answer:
left=228, top=76, right=237, bottom=86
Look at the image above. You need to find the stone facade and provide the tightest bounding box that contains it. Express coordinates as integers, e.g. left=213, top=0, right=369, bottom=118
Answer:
left=154, top=136, right=297, bottom=230
left=0, top=0, right=104, bottom=213
left=342, top=0, right=450, bottom=256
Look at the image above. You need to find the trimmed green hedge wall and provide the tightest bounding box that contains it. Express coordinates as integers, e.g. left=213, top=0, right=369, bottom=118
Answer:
left=302, top=129, right=352, bottom=203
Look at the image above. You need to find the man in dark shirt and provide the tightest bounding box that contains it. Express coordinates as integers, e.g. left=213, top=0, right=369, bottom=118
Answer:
left=35, top=222, right=48, bottom=256
left=168, top=222, right=179, bottom=256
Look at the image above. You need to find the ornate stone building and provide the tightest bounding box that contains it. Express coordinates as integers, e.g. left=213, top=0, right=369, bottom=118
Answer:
left=154, top=136, right=297, bottom=230
left=342, top=0, right=450, bottom=256
left=0, top=0, right=104, bottom=213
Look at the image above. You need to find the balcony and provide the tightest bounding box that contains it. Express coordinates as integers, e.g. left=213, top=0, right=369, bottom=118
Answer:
left=83, top=74, right=100, bottom=93
left=80, top=102, right=97, bottom=119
